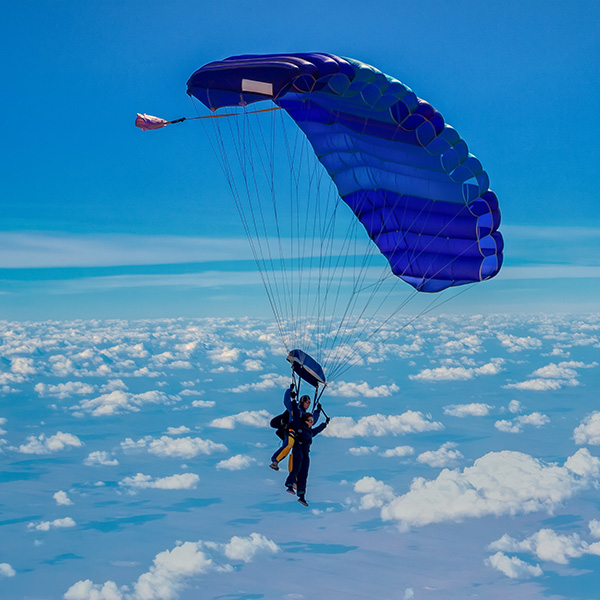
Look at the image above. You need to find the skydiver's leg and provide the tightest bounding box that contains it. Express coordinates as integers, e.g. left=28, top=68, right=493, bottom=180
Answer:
left=271, top=430, right=295, bottom=464
left=296, top=453, right=310, bottom=498
left=285, top=446, right=303, bottom=490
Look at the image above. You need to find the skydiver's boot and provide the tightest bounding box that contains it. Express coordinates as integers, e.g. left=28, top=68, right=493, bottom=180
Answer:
left=285, top=486, right=295, bottom=495
left=297, top=495, right=308, bottom=507
left=269, top=461, right=279, bottom=471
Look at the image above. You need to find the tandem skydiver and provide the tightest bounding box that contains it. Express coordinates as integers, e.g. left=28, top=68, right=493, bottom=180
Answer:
left=269, top=383, right=321, bottom=471
left=284, top=405, right=329, bottom=507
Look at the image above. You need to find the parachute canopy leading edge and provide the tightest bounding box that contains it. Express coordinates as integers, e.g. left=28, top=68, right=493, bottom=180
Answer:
left=187, top=52, right=503, bottom=293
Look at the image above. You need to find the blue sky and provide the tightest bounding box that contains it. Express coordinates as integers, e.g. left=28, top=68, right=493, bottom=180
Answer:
left=1, top=2, right=600, bottom=599
left=1, top=0, right=599, bottom=319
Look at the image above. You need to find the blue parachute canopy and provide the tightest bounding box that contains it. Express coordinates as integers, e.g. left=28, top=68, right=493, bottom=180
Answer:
left=287, top=349, right=327, bottom=388
left=187, top=53, right=503, bottom=292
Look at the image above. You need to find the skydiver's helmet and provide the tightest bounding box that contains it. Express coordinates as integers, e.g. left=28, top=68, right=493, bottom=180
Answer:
left=300, top=395, right=311, bottom=408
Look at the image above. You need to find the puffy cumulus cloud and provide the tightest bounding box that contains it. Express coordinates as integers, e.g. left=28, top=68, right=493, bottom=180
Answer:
left=354, top=449, right=600, bottom=531
left=210, top=410, right=271, bottom=430
left=505, top=360, right=597, bottom=391
left=229, top=374, right=289, bottom=393
left=505, top=378, right=576, bottom=391
left=165, top=426, right=190, bottom=435
left=380, top=445, right=414, bottom=458
left=64, top=533, right=279, bottom=600
left=0, top=416, right=6, bottom=435
left=495, top=412, right=550, bottom=434
left=216, top=455, right=256, bottom=470
left=346, top=400, right=366, bottom=408
left=349, top=446, right=379, bottom=456
left=508, top=399, right=522, bottom=414
left=590, top=520, right=600, bottom=538
left=207, top=346, right=240, bottom=364
left=18, top=431, right=83, bottom=455
left=437, top=334, right=482, bottom=355
left=242, top=359, right=263, bottom=371
left=119, top=473, right=200, bottom=491
left=409, top=359, right=504, bottom=382
left=121, top=436, right=226, bottom=459
left=72, top=390, right=173, bottom=417
left=34, top=381, right=94, bottom=399
left=354, top=477, right=397, bottom=510
left=485, top=552, right=543, bottom=579
left=84, top=451, right=119, bottom=466
left=417, top=442, right=463, bottom=468
left=191, top=399, right=215, bottom=408
left=497, top=333, right=542, bottom=353
left=324, top=411, right=443, bottom=439
left=10, top=357, right=36, bottom=376
left=488, top=528, right=600, bottom=565
left=327, top=381, right=399, bottom=398
left=53, top=490, right=73, bottom=506
left=223, top=533, right=279, bottom=562
left=573, top=412, right=600, bottom=445
left=443, top=403, right=494, bottom=417
left=0, top=563, right=16, bottom=577
left=28, top=517, right=76, bottom=532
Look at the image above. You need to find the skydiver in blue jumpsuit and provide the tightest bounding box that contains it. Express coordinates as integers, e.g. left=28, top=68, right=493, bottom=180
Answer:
left=270, top=385, right=321, bottom=471
left=284, top=405, right=329, bottom=507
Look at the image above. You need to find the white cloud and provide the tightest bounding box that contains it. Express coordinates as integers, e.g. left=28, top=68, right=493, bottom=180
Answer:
left=54, top=490, right=73, bottom=506
left=242, top=359, right=263, bottom=371
left=505, top=378, right=576, bottom=391
left=349, top=446, right=379, bottom=456
left=489, top=528, right=600, bottom=565
left=35, top=381, right=95, bottom=399
left=28, top=517, right=76, bottom=532
left=504, top=360, right=597, bottom=391
left=223, top=533, right=279, bottom=562
left=72, top=390, right=173, bottom=417
left=417, top=442, right=463, bottom=468
left=18, top=432, right=83, bottom=454
left=380, top=446, right=414, bottom=458
left=354, top=449, right=600, bottom=531
left=574, top=412, right=600, bottom=445
left=165, top=426, right=191, bottom=435
left=84, top=451, right=119, bottom=466
left=497, top=333, right=542, bottom=353
left=327, top=381, right=399, bottom=398
left=207, top=346, right=240, bottom=364
left=119, top=473, right=200, bottom=491
left=121, top=436, right=226, bottom=459
left=0, top=563, right=16, bottom=577
left=216, top=455, right=256, bottom=470
left=485, top=552, right=543, bottom=579
left=191, top=399, right=215, bottom=408
left=508, top=399, right=522, bottom=414
left=229, top=374, right=289, bottom=393
left=443, top=403, right=493, bottom=417
left=437, top=334, right=482, bottom=355
left=324, top=411, right=443, bottom=439
left=495, top=412, right=550, bottom=434
left=210, top=410, right=272, bottom=430
left=64, top=533, right=279, bottom=600
left=409, top=359, right=503, bottom=382
left=590, top=520, right=600, bottom=538
left=10, top=357, right=36, bottom=376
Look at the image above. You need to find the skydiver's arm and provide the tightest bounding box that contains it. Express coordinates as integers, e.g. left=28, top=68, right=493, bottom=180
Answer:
left=283, top=386, right=293, bottom=411
left=312, top=421, right=328, bottom=436
left=313, top=403, right=322, bottom=425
